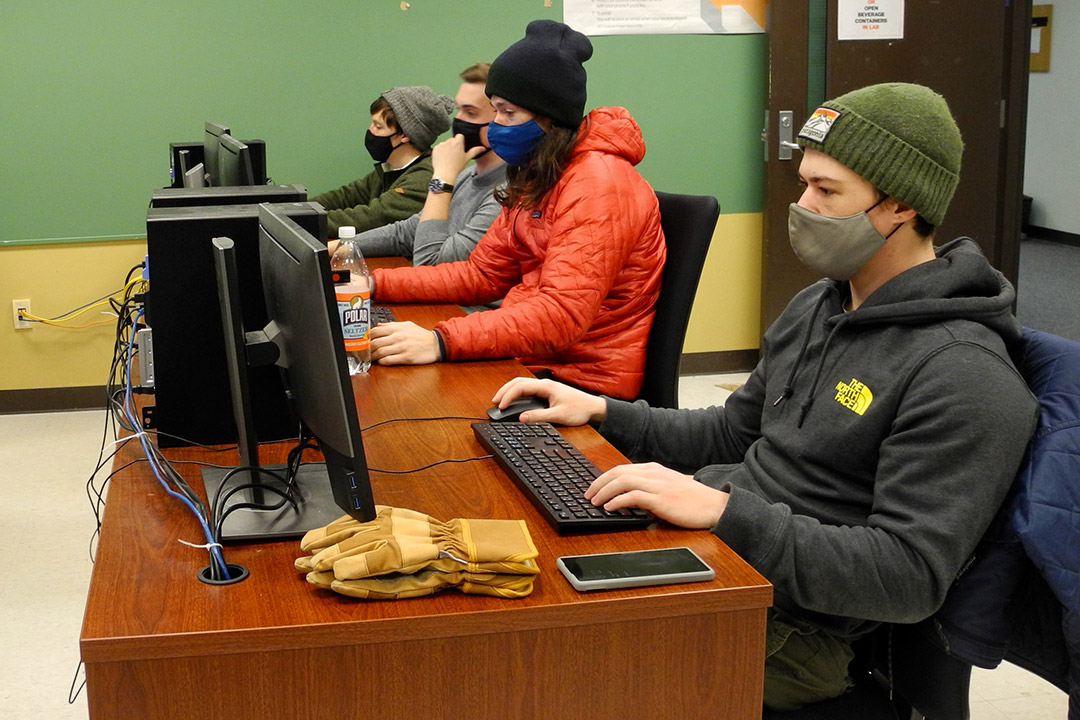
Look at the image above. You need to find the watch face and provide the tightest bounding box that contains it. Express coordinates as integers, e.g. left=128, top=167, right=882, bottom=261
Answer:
left=428, top=178, right=452, bottom=194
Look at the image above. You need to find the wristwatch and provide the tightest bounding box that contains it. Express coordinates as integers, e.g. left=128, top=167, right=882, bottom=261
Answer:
left=428, top=177, right=455, bottom=195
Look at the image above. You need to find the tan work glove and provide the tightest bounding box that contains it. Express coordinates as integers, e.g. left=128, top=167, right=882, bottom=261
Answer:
left=295, top=506, right=539, bottom=579
left=305, top=561, right=539, bottom=600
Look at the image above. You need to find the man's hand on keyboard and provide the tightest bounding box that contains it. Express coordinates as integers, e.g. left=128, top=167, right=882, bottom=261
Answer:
left=492, top=377, right=606, bottom=426
left=584, top=462, right=730, bottom=529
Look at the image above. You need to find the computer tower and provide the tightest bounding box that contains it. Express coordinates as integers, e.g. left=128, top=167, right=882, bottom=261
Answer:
left=145, top=202, right=328, bottom=447
left=151, top=183, right=306, bottom=208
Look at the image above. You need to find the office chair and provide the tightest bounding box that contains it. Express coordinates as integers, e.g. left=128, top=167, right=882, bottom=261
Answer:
left=635, top=191, right=719, bottom=409
left=934, top=328, right=1080, bottom=715
left=761, top=621, right=972, bottom=720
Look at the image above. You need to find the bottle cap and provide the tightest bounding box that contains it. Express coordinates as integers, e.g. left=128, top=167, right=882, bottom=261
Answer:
left=338, top=226, right=357, bottom=240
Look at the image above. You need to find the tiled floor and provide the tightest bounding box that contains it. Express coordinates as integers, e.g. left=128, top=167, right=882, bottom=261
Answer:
left=0, top=373, right=1068, bottom=718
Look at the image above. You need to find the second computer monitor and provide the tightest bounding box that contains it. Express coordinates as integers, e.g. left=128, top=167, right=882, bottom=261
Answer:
left=218, top=134, right=255, bottom=186
left=199, top=204, right=376, bottom=539
left=203, top=121, right=230, bottom=186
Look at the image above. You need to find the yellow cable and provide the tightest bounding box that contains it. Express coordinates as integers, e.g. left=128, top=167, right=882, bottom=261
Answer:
left=32, top=277, right=146, bottom=321
left=17, top=278, right=147, bottom=329
left=28, top=317, right=116, bottom=329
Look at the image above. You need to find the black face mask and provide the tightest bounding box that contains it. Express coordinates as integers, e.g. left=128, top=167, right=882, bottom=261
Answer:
left=452, top=117, right=490, bottom=156
left=364, top=129, right=402, bottom=163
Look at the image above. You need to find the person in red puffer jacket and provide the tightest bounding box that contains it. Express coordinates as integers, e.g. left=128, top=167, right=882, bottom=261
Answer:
left=365, top=20, right=665, bottom=400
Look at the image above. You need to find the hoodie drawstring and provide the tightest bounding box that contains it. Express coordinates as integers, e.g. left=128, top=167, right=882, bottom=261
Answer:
left=773, top=291, right=830, bottom=409
left=796, top=315, right=848, bottom=427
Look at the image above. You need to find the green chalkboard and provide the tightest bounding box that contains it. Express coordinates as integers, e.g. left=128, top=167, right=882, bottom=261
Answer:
left=0, top=0, right=765, bottom=245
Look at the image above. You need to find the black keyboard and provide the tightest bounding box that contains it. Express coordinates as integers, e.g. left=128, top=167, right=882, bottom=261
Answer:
left=472, top=422, right=652, bottom=534
left=371, top=305, right=396, bottom=324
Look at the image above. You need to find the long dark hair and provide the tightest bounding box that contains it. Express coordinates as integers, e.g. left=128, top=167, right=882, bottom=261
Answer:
left=495, top=125, right=578, bottom=210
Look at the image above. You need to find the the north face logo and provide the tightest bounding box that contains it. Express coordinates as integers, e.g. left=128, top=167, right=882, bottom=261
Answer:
left=835, top=378, right=873, bottom=415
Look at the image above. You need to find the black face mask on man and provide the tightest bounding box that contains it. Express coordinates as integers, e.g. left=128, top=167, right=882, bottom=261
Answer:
left=451, top=117, right=490, bottom=156
left=364, top=129, right=403, bottom=163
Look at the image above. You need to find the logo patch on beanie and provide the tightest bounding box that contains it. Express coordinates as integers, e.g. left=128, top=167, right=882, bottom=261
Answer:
left=798, top=108, right=842, bottom=144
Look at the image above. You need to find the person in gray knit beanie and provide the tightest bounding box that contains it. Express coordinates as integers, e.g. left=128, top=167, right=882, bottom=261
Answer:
left=380, top=86, right=455, bottom=151
left=310, top=86, right=454, bottom=237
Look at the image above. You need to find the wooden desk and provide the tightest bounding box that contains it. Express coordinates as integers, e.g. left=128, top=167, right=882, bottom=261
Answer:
left=80, top=275, right=772, bottom=720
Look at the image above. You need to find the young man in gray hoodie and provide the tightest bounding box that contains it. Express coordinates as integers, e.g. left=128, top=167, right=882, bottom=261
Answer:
left=491, top=82, right=1039, bottom=710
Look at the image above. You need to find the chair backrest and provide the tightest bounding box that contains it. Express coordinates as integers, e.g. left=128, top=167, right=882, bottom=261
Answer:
left=635, top=191, right=719, bottom=408
left=932, top=328, right=1079, bottom=704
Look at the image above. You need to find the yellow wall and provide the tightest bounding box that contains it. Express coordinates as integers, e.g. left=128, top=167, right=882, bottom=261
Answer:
left=1, top=213, right=761, bottom=393
left=1, top=240, right=147, bottom=391
left=685, top=213, right=763, bottom=354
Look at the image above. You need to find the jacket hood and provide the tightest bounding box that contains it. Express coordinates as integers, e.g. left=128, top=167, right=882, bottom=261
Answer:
left=830, top=237, right=1023, bottom=344
left=570, top=106, right=646, bottom=166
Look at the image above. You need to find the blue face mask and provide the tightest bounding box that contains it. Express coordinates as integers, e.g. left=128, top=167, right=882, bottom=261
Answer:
left=486, top=119, right=546, bottom=166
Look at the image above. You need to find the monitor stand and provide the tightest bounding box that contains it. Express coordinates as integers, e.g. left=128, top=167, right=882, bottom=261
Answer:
left=200, top=463, right=342, bottom=542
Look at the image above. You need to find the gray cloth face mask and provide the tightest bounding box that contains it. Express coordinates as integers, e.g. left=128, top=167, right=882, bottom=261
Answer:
left=788, top=202, right=892, bottom=281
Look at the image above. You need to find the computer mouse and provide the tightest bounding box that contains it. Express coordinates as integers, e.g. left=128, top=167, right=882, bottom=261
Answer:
left=486, top=396, right=550, bottom=423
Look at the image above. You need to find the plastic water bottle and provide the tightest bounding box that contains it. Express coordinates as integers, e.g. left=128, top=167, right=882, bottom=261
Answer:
left=330, top=227, right=372, bottom=374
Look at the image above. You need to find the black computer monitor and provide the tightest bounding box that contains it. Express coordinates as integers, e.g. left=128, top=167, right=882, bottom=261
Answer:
left=203, top=121, right=230, bottom=186
left=218, top=133, right=255, bottom=186
left=202, top=204, right=375, bottom=541
left=178, top=149, right=207, bottom=189
left=144, top=201, right=322, bottom=447
left=170, top=140, right=268, bottom=189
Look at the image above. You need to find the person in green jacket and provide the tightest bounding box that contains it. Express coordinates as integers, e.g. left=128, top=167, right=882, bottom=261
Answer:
left=312, top=85, right=455, bottom=238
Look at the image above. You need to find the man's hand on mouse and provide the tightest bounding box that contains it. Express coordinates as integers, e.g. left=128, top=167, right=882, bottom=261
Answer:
left=491, top=377, right=607, bottom=426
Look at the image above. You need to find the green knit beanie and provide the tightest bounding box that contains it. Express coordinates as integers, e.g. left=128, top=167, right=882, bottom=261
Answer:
left=796, top=82, right=963, bottom=227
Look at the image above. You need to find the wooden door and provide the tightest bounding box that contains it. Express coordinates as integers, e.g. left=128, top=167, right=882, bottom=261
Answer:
left=761, top=0, right=1032, bottom=331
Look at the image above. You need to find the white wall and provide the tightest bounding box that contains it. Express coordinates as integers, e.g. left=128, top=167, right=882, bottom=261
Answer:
left=1024, top=3, right=1080, bottom=233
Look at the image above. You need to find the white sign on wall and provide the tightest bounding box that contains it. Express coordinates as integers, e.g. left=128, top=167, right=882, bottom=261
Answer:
left=564, top=0, right=765, bottom=36
left=837, top=0, right=904, bottom=41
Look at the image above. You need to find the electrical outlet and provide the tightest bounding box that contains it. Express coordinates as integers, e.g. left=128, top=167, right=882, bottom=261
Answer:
left=12, top=299, right=32, bottom=330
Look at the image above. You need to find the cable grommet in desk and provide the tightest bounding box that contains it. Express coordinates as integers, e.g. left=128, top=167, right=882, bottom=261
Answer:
left=197, top=563, right=250, bottom=585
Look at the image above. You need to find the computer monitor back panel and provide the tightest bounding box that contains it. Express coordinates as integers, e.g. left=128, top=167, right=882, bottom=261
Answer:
left=218, top=134, right=255, bottom=187
left=203, top=122, right=229, bottom=186
left=258, top=215, right=358, bottom=459
left=169, top=140, right=266, bottom=188
left=145, top=202, right=327, bottom=447
left=151, top=183, right=305, bottom=208
left=256, top=204, right=373, bottom=521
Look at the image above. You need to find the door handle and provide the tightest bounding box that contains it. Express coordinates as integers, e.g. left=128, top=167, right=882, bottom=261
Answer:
left=779, top=111, right=797, bottom=160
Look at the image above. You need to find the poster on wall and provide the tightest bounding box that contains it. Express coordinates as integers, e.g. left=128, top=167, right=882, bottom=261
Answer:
left=837, top=0, right=904, bottom=41
left=563, top=0, right=765, bottom=35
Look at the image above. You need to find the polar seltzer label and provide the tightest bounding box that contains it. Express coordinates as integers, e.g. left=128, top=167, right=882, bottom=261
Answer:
left=336, top=290, right=370, bottom=352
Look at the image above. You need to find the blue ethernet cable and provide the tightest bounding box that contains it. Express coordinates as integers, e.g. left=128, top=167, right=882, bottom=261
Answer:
left=123, top=310, right=230, bottom=580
